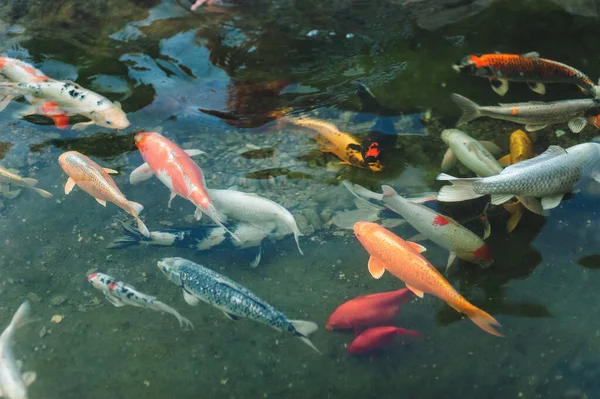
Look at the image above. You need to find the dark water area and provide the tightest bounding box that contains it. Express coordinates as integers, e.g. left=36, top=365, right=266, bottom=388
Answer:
left=0, top=0, right=600, bottom=398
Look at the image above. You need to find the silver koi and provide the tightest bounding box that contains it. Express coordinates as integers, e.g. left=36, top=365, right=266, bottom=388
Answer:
left=88, top=272, right=193, bottom=330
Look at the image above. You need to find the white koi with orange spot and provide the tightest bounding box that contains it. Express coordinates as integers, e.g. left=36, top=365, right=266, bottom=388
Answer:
left=133, top=132, right=239, bottom=241
left=350, top=183, right=492, bottom=270
left=0, top=57, right=71, bottom=129
left=58, top=151, right=149, bottom=237
left=0, top=80, right=129, bottom=130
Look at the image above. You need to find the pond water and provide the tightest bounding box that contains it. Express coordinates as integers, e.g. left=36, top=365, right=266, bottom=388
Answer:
left=0, top=0, right=600, bottom=398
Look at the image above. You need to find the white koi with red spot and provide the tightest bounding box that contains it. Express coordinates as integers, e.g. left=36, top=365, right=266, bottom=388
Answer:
left=350, top=183, right=493, bottom=270
left=133, top=132, right=239, bottom=241
left=88, top=272, right=193, bottom=330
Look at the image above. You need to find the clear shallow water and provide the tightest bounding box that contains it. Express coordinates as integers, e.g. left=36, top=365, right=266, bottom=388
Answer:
left=1, top=0, right=600, bottom=398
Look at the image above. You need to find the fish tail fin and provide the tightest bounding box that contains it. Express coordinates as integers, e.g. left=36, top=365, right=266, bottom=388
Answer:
left=31, top=187, right=53, bottom=198
left=205, top=203, right=241, bottom=242
left=127, top=201, right=149, bottom=238
left=436, top=174, right=483, bottom=202
left=11, top=301, right=32, bottom=330
left=289, top=319, right=321, bottom=354
left=460, top=302, right=503, bottom=337
left=451, top=93, right=482, bottom=126
left=106, top=220, right=144, bottom=249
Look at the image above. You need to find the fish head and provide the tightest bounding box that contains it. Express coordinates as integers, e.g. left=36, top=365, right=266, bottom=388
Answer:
left=353, top=221, right=383, bottom=250
left=588, top=114, right=600, bottom=129
left=440, top=128, right=464, bottom=145
left=134, top=131, right=161, bottom=153
left=157, top=257, right=184, bottom=287
left=88, top=272, right=111, bottom=291
left=470, top=243, right=494, bottom=268
left=58, top=151, right=84, bottom=173
left=452, top=55, right=479, bottom=74
left=93, top=106, right=130, bottom=129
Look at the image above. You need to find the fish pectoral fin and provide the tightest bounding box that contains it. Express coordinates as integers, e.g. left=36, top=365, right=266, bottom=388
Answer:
left=64, top=177, right=76, bottom=195
left=105, top=293, right=125, bottom=307
left=445, top=252, right=458, bottom=274
left=541, top=194, right=564, bottom=210
left=491, top=194, right=514, bottom=205
left=568, top=117, right=587, bottom=134
left=407, top=241, right=427, bottom=253
left=405, top=283, right=424, bottom=298
left=489, top=78, right=509, bottom=96
left=103, top=168, right=118, bottom=174
left=71, top=121, right=95, bottom=131
left=184, top=149, right=206, bottom=157
left=524, top=123, right=548, bottom=132
left=367, top=256, right=386, bottom=279
left=407, top=233, right=426, bottom=242
left=497, top=154, right=512, bottom=166
left=129, top=163, right=154, bottom=184
left=95, top=198, right=107, bottom=207
left=249, top=246, right=262, bottom=268
left=168, top=191, right=177, bottom=208
left=22, top=372, right=36, bottom=387
left=441, top=148, right=457, bottom=172
left=527, top=81, right=546, bottom=95
left=183, top=290, right=200, bottom=306
left=506, top=208, right=523, bottom=233
left=517, top=196, right=545, bottom=216
left=481, top=217, right=491, bottom=239
left=479, top=140, right=503, bottom=155
left=223, top=312, right=239, bottom=321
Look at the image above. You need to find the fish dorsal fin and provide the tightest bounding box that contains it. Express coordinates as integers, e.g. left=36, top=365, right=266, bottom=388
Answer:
left=407, top=241, right=427, bottom=253
left=405, top=283, right=424, bottom=298
left=215, top=277, right=240, bottom=290
left=114, top=101, right=121, bottom=109
left=521, top=51, right=540, bottom=58
left=502, top=145, right=566, bottom=174
left=367, top=256, right=386, bottom=279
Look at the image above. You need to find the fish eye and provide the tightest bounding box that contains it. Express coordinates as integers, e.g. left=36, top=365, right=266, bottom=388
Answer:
left=105, top=120, right=112, bottom=125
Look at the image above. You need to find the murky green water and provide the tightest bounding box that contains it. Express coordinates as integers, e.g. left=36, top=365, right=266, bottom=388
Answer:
left=2, top=0, right=600, bottom=398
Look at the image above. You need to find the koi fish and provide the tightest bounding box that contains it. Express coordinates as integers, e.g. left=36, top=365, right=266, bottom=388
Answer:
left=0, top=301, right=36, bottom=399
left=0, top=80, right=129, bottom=130
left=88, top=272, right=193, bottom=330
left=353, top=222, right=502, bottom=336
left=440, top=128, right=544, bottom=216
left=286, top=116, right=383, bottom=171
left=451, top=93, right=600, bottom=133
left=0, top=57, right=70, bottom=129
left=158, top=257, right=321, bottom=353
left=326, top=289, right=414, bottom=332
left=349, top=183, right=493, bottom=270
left=437, top=142, right=600, bottom=211
left=452, top=52, right=598, bottom=97
left=107, top=220, right=288, bottom=267
left=0, top=165, right=52, bottom=198
left=347, top=326, right=421, bottom=355
left=498, top=130, right=537, bottom=233
left=133, top=132, right=238, bottom=241
left=58, top=151, right=149, bottom=237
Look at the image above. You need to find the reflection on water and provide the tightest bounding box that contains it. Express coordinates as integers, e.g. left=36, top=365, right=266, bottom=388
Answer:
left=1, top=0, right=600, bottom=398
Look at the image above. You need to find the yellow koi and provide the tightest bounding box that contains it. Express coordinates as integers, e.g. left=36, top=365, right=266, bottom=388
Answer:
left=498, top=130, right=536, bottom=233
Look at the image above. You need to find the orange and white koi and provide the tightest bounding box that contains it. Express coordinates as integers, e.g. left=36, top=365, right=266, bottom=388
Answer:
left=0, top=57, right=70, bottom=129
left=0, top=80, right=129, bottom=130
left=133, top=132, right=238, bottom=241
left=88, top=272, right=193, bottom=330
left=354, top=222, right=502, bottom=337
left=58, top=151, right=149, bottom=237
left=350, top=183, right=493, bottom=271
